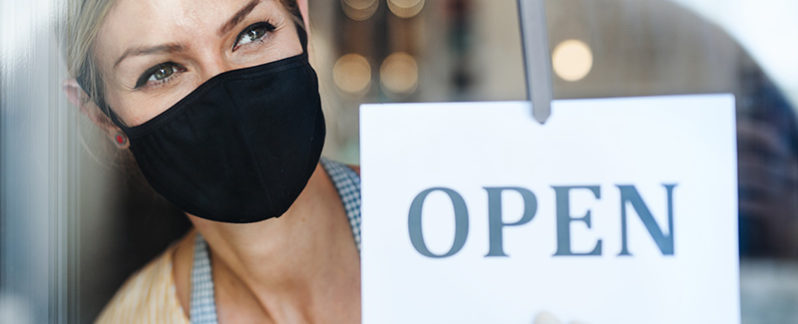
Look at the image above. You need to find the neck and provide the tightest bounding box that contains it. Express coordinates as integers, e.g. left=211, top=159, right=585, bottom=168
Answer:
left=188, top=163, right=361, bottom=322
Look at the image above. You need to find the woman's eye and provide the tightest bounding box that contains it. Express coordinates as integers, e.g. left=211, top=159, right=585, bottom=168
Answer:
left=135, top=63, right=184, bottom=89
left=233, top=22, right=276, bottom=50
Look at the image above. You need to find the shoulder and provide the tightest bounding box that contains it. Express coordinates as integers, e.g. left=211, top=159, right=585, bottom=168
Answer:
left=347, top=164, right=360, bottom=176
left=95, top=242, right=190, bottom=324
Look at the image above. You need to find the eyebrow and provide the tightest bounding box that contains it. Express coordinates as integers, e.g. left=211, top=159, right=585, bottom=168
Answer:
left=113, top=0, right=262, bottom=69
left=218, top=0, right=262, bottom=36
left=113, top=43, right=185, bottom=69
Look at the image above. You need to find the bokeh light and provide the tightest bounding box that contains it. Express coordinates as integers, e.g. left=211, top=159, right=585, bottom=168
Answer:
left=551, top=39, right=593, bottom=82
left=380, top=52, right=419, bottom=95
left=387, top=0, right=425, bottom=19
left=342, top=0, right=379, bottom=21
left=333, top=53, right=372, bottom=95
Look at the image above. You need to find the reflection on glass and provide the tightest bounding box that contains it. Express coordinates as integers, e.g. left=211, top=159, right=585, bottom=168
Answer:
left=0, top=0, right=795, bottom=322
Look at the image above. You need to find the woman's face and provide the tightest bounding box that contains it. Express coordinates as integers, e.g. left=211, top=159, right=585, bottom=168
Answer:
left=93, top=0, right=303, bottom=127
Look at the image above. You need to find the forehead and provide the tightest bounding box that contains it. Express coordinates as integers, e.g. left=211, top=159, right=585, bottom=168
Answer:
left=93, top=0, right=283, bottom=65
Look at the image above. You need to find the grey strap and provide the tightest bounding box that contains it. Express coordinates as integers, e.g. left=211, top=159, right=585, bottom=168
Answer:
left=320, top=157, right=362, bottom=252
left=190, top=233, right=218, bottom=324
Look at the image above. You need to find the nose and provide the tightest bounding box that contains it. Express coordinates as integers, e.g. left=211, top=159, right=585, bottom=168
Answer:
left=195, top=51, right=235, bottom=82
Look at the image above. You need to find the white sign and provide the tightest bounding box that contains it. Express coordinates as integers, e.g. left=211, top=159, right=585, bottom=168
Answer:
left=359, top=95, right=739, bottom=324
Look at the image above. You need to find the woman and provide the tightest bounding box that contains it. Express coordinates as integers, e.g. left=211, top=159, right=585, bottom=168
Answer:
left=63, top=0, right=362, bottom=322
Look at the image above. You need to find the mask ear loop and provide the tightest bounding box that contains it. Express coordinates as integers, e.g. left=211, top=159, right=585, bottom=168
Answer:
left=97, top=100, right=128, bottom=130
left=75, top=74, right=131, bottom=147
left=95, top=100, right=131, bottom=148
left=296, top=22, right=309, bottom=55
left=75, top=73, right=124, bottom=125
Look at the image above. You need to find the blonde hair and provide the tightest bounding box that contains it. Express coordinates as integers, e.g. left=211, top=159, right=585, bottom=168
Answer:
left=63, top=0, right=305, bottom=110
left=64, top=0, right=116, bottom=110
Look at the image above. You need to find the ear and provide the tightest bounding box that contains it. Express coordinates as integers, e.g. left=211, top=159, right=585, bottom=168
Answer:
left=297, top=0, right=310, bottom=33
left=63, top=79, right=129, bottom=148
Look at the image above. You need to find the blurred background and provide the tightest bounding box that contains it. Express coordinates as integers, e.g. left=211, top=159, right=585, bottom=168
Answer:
left=1, top=0, right=796, bottom=322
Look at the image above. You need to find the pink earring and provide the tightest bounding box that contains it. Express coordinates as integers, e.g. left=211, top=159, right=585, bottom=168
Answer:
left=112, top=131, right=129, bottom=149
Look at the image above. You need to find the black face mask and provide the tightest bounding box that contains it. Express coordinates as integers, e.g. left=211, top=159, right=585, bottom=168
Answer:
left=104, top=53, right=325, bottom=223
